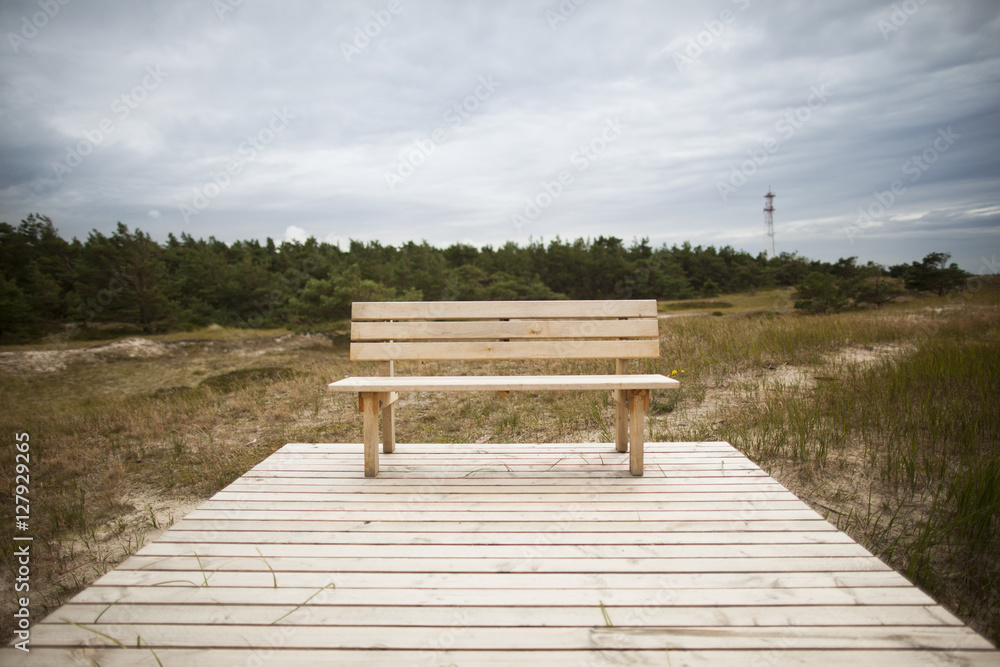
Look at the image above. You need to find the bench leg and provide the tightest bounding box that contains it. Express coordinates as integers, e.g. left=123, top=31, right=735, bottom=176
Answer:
left=382, top=399, right=396, bottom=454
left=361, top=392, right=380, bottom=477
left=615, top=359, right=628, bottom=452
left=615, top=389, right=628, bottom=452
left=628, top=389, right=648, bottom=476
left=380, top=362, right=396, bottom=454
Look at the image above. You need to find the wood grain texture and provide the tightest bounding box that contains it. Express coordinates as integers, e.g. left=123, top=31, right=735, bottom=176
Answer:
left=361, top=393, right=378, bottom=477
left=329, top=373, right=679, bottom=392
left=6, top=441, right=995, bottom=665
left=352, top=299, right=657, bottom=320
left=615, top=358, right=629, bottom=453
left=352, top=318, right=660, bottom=341
left=629, top=388, right=647, bottom=475
left=379, top=361, right=395, bottom=454
left=348, top=338, right=661, bottom=360
left=6, top=649, right=998, bottom=666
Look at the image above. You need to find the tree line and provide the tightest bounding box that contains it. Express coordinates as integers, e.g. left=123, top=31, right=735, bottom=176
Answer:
left=0, top=214, right=970, bottom=342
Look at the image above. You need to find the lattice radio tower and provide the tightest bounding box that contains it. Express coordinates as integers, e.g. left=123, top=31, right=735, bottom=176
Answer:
left=763, top=188, right=776, bottom=258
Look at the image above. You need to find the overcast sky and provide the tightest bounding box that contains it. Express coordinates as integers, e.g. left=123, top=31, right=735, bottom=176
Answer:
left=1, top=0, right=998, bottom=272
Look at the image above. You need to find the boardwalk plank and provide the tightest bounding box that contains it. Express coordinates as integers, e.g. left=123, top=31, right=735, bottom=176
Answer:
left=25, top=623, right=995, bottom=650
left=49, top=603, right=965, bottom=627
left=5, top=649, right=999, bottom=667
left=154, top=529, right=858, bottom=545
left=201, top=498, right=807, bottom=511
left=168, top=519, right=839, bottom=533
left=70, top=568, right=914, bottom=591
left=63, top=583, right=942, bottom=607
left=115, top=555, right=890, bottom=574
left=132, top=541, right=873, bottom=559
left=181, top=508, right=823, bottom=521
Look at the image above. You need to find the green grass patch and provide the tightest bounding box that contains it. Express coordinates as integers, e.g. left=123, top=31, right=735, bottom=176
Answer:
left=198, top=367, right=300, bottom=393
left=659, top=288, right=796, bottom=314
left=660, top=300, right=735, bottom=311
left=152, top=326, right=293, bottom=343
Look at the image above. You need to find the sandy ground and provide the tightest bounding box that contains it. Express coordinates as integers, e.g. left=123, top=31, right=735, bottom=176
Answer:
left=0, top=337, right=172, bottom=373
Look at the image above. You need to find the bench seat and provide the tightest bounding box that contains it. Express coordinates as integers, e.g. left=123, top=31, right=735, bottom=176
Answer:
left=329, top=374, right=678, bottom=393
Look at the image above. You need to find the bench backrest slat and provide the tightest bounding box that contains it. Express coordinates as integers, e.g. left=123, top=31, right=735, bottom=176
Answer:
left=353, top=318, right=659, bottom=342
left=352, top=300, right=656, bottom=321
left=349, top=299, right=660, bottom=362
left=352, top=339, right=660, bottom=361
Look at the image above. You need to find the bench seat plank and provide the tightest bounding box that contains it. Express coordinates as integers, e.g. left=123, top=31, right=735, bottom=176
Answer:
left=351, top=339, right=660, bottom=361
left=329, top=374, right=678, bottom=393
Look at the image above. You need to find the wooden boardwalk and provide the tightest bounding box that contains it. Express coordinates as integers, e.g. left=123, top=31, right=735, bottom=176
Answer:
left=6, top=442, right=997, bottom=665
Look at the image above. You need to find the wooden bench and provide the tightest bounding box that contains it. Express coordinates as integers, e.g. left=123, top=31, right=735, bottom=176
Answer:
left=327, top=300, right=678, bottom=477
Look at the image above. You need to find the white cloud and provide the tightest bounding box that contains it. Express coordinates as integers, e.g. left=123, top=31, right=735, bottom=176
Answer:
left=284, top=225, right=308, bottom=243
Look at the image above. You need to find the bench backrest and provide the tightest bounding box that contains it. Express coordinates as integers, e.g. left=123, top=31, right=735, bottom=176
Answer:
left=350, top=300, right=660, bottom=362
